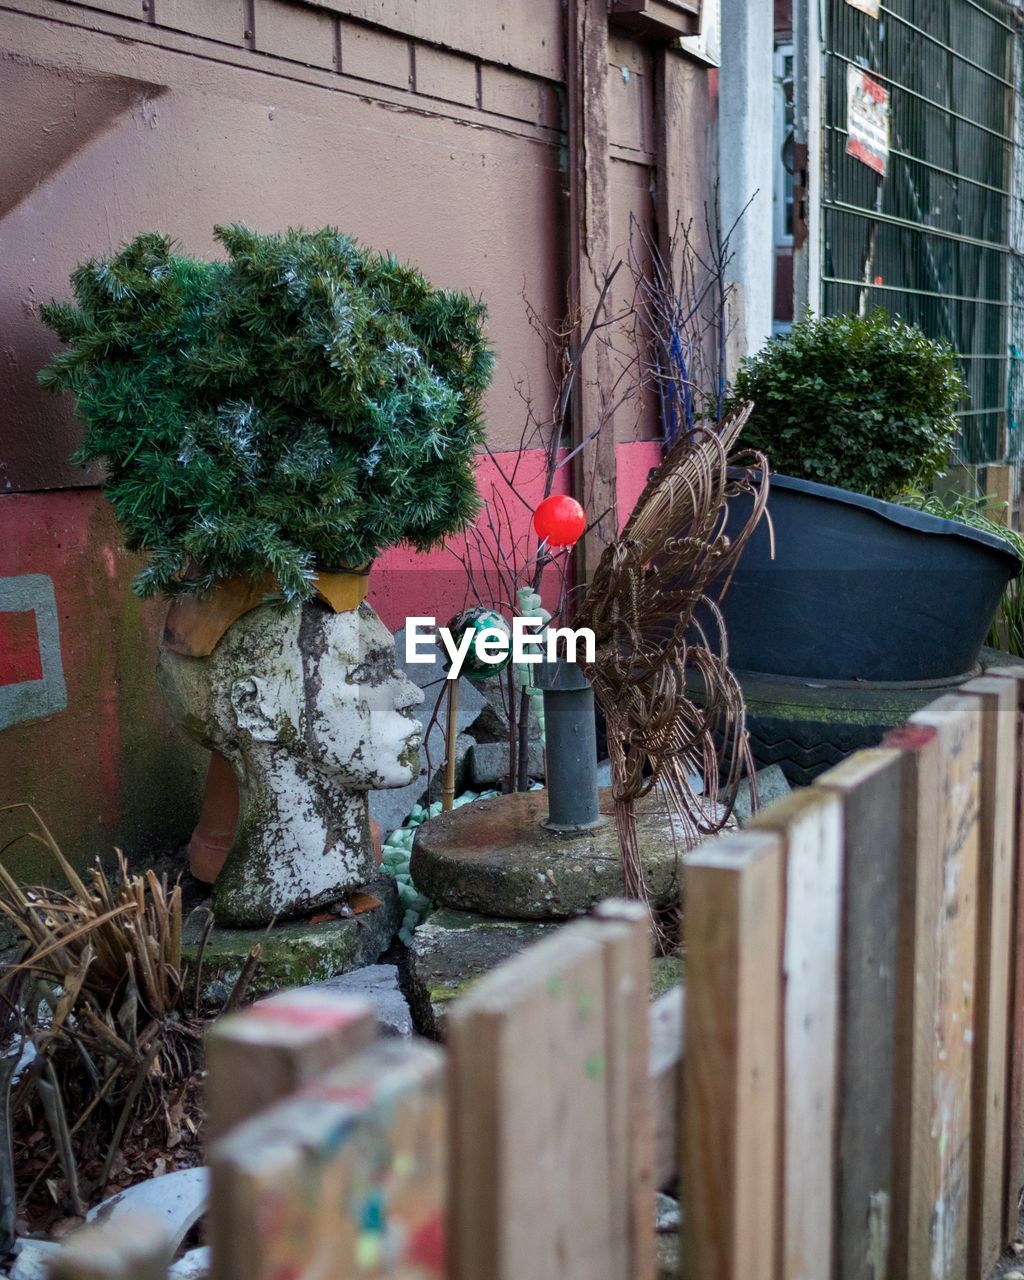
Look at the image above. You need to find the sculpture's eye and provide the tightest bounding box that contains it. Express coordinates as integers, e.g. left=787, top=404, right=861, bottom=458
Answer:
left=348, top=648, right=395, bottom=687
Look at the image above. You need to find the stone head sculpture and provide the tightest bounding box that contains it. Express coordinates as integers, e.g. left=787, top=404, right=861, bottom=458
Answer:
left=157, top=600, right=423, bottom=926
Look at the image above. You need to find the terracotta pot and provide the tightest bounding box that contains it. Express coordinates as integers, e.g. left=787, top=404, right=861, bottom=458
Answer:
left=163, top=567, right=371, bottom=658
left=188, top=751, right=238, bottom=884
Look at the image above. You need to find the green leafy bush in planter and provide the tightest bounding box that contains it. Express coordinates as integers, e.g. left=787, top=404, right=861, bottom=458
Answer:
left=39, top=226, right=494, bottom=602
left=729, top=310, right=964, bottom=501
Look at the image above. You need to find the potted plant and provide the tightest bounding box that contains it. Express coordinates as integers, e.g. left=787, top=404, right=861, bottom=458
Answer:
left=39, top=226, right=493, bottom=923
left=717, top=309, right=1021, bottom=684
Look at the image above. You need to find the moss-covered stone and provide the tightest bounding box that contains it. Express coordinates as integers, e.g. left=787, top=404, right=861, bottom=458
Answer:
left=651, top=954, right=682, bottom=999
left=657, top=1227, right=681, bottom=1279
left=182, top=875, right=401, bottom=1007
left=405, top=907, right=684, bottom=1040
left=405, top=908, right=558, bottom=1038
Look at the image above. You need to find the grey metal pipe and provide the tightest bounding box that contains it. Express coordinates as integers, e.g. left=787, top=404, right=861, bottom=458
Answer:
left=532, top=658, right=601, bottom=832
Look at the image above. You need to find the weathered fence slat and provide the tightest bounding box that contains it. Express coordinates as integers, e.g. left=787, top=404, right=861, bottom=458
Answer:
left=446, top=916, right=640, bottom=1280
left=815, top=749, right=906, bottom=1280
left=681, top=829, right=784, bottom=1280
left=749, top=789, right=843, bottom=1280
left=203, top=987, right=376, bottom=1142
left=208, top=1038, right=446, bottom=1280
left=886, top=695, right=982, bottom=1280
left=590, top=899, right=657, bottom=1280
left=46, top=1215, right=171, bottom=1280
left=959, top=677, right=1018, bottom=1276
left=649, top=984, right=683, bottom=1192
left=982, top=664, right=1024, bottom=1242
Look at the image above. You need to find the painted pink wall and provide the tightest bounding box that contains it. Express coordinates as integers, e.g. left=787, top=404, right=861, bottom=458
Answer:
left=368, top=439, right=662, bottom=630
left=0, top=489, right=208, bottom=879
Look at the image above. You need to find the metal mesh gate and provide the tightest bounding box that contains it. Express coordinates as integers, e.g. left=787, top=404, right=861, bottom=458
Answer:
left=822, top=0, right=1019, bottom=464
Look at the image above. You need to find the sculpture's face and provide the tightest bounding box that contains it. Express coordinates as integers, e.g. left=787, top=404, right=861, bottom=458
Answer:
left=307, top=605, right=425, bottom=788
left=216, top=602, right=424, bottom=790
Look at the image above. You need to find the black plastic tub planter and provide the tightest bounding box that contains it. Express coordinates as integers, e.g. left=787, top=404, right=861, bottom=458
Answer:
left=717, top=473, right=1022, bottom=683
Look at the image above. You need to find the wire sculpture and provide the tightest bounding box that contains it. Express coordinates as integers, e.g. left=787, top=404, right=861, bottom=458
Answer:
left=574, top=403, right=771, bottom=902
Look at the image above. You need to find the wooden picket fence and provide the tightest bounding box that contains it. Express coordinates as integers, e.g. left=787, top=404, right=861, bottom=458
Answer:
left=50, top=667, right=1024, bottom=1280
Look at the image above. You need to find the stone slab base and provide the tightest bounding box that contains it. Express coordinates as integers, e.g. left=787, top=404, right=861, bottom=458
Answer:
left=182, top=875, right=401, bottom=1007
left=292, top=963, right=413, bottom=1038
left=731, top=764, right=792, bottom=825
left=411, top=787, right=691, bottom=920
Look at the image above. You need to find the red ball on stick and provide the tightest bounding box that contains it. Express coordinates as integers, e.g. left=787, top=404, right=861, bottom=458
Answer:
left=533, top=494, right=586, bottom=549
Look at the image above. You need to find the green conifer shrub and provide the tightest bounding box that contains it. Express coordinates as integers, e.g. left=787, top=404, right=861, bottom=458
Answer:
left=39, top=226, right=494, bottom=602
left=729, top=309, right=963, bottom=502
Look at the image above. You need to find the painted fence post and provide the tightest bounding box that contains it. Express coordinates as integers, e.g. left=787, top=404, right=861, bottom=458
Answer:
left=680, top=828, right=784, bottom=1280
left=885, top=695, right=982, bottom=1280
left=589, top=900, right=657, bottom=1280
left=446, top=909, right=651, bottom=1280
left=46, top=1216, right=171, bottom=1280
left=747, top=789, right=844, bottom=1280
left=814, top=750, right=906, bottom=1280
left=979, top=664, right=1024, bottom=1244
left=203, top=987, right=377, bottom=1142
left=208, top=1038, right=447, bottom=1280
left=958, top=675, right=1019, bottom=1271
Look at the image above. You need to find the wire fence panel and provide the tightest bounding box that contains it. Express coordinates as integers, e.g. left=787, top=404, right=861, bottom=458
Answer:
left=822, top=0, right=1019, bottom=464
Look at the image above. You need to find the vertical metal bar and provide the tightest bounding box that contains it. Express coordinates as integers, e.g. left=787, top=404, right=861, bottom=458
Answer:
left=534, top=659, right=601, bottom=832
left=793, top=0, right=824, bottom=314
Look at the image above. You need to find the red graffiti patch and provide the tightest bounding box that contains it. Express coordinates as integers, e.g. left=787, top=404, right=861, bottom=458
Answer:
left=251, top=1002, right=364, bottom=1030
left=407, top=1213, right=446, bottom=1272
left=307, top=1080, right=376, bottom=1108
left=882, top=724, right=939, bottom=751
left=0, top=611, right=42, bottom=686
